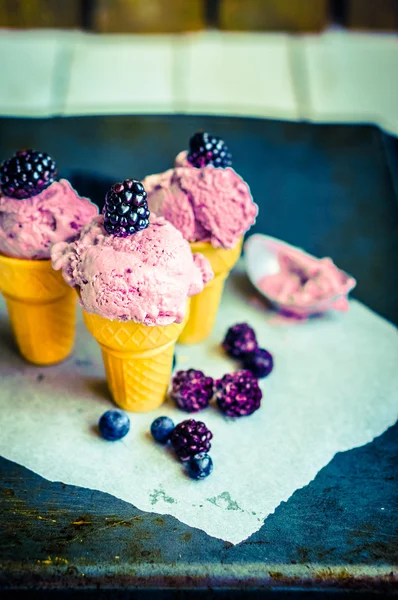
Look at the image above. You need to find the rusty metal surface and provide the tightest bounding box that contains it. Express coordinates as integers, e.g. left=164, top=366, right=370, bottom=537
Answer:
left=0, top=422, right=397, bottom=595
left=0, top=117, right=397, bottom=596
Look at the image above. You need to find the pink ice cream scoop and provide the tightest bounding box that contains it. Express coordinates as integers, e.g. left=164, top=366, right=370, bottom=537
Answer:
left=175, top=150, right=191, bottom=168
left=52, top=214, right=214, bottom=326
left=142, top=166, right=257, bottom=249
left=245, top=234, right=356, bottom=318
left=0, top=179, right=98, bottom=260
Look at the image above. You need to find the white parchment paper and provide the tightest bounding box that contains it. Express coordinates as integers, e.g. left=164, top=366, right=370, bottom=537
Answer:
left=0, top=268, right=397, bottom=544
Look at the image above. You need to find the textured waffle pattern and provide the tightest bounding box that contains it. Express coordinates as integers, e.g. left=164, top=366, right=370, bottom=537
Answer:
left=0, top=255, right=68, bottom=301
left=0, top=255, right=76, bottom=365
left=179, top=237, right=243, bottom=344
left=102, top=343, right=174, bottom=412
left=5, top=290, right=76, bottom=365
left=82, top=310, right=188, bottom=412
left=190, top=237, right=243, bottom=277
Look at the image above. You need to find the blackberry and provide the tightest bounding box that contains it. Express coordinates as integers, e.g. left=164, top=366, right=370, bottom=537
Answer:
left=0, top=149, right=57, bottom=199
left=243, top=348, right=274, bottom=379
left=103, top=179, right=150, bottom=237
left=215, top=370, right=262, bottom=417
left=222, top=323, right=258, bottom=359
left=187, top=132, right=232, bottom=169
left=170, top=419, right=213, bottom=461
left=170, top=369, right=214, bottom=413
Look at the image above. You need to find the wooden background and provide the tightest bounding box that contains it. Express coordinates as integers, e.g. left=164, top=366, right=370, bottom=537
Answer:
left=0, top=0, right=397, bottom=32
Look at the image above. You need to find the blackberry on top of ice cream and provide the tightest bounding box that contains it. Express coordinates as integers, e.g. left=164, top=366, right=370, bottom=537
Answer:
left=187, top=132, right=232, bottom=169
left=103, top=179, right=150, bottom=237
left=0, top=150, right=57, bottom=199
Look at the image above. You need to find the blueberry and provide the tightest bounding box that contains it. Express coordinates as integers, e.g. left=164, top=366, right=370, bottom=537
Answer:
left=98, top=410, right=130, bottom=441
left=172, top=352, right=177, bottom=371
left=150, top=416, right=175, bottom=444
left=187, top=453, right=213, bottom=480
left=243, top=348, right=274, bottom=379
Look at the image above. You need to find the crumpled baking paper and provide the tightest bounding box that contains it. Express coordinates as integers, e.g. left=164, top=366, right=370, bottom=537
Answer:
left=0, top=269, right=397, bottom=544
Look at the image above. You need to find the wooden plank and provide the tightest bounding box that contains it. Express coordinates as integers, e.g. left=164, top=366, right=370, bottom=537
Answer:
left=0, top=0, right=81, bottom=28
left=92, top=0, right=205, bottom=33
left=220, top=0, right=328, bottom=32
left=347, top=0, right=398, bottom=30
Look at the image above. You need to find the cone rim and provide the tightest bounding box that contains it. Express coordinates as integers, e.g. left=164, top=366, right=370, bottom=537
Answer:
left=0, top=253, right=52, bottom=269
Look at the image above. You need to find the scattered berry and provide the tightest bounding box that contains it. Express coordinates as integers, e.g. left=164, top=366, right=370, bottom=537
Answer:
left=103, top=179, right=150, bottom=237
left=215, top=370, right=262, bottom=417
left=243, top=348, right=274, bottom=379
left=187, top=453, right=213, bottom=480
left=98, top=410, right=130, bottom=441
left=222, top=323, right=258, bottom=359
left=0, top=149, right=57, bottom=199
left=170, top=419, right=213, bottom=461
left=150, top=416, right=175, bottom=444
left=187, top=132, right=232, bottom=169
left=170, top=369, right=214, bottom=413
left=172, top=353, right=177, bottom=371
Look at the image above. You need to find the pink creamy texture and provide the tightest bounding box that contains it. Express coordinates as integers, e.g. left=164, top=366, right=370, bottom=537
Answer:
left=143, top=166, right=257, bottom=249
left=174, top=150, right=190, bottom=168
left=51, top=214, right=214, bottom=325
left=258, top=247, right=356, bottom=310
left=0, top=179, right=98, bottom=260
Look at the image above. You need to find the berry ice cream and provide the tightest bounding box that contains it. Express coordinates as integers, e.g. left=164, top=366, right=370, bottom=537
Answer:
left=52, top=214, right=213, bottom=326
left=175, top=151, right=191, bottom=168
left=0, top=179, right=98, bottom=260
left=0, top=149, right=97, bottom=260
left=143, top=131, right=257, bottom=250
left=258, top=250, right=356, bottom=311
left=143, top=166, right=257, bottom=249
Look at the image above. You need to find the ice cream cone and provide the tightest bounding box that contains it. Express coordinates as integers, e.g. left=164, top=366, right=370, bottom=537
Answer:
left=179, top=237, right=243, bottom=344
left=82, top=308, right=189, bottom=412
left=0, top=254, right=76, bottom=365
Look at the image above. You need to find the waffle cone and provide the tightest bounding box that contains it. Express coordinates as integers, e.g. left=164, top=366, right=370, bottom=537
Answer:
left=0, top=254, right=76, bottom=365
left=82, top=308, right=189, bottom=412
left=179, top=237, right=243, bottom=344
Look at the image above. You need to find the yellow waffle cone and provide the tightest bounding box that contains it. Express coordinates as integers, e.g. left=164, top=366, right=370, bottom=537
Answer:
left=179, top=237, right=243, bottom=345
left=0, top=254, right=76, bottom=365
left=82, top=308, right=189, bottom=412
